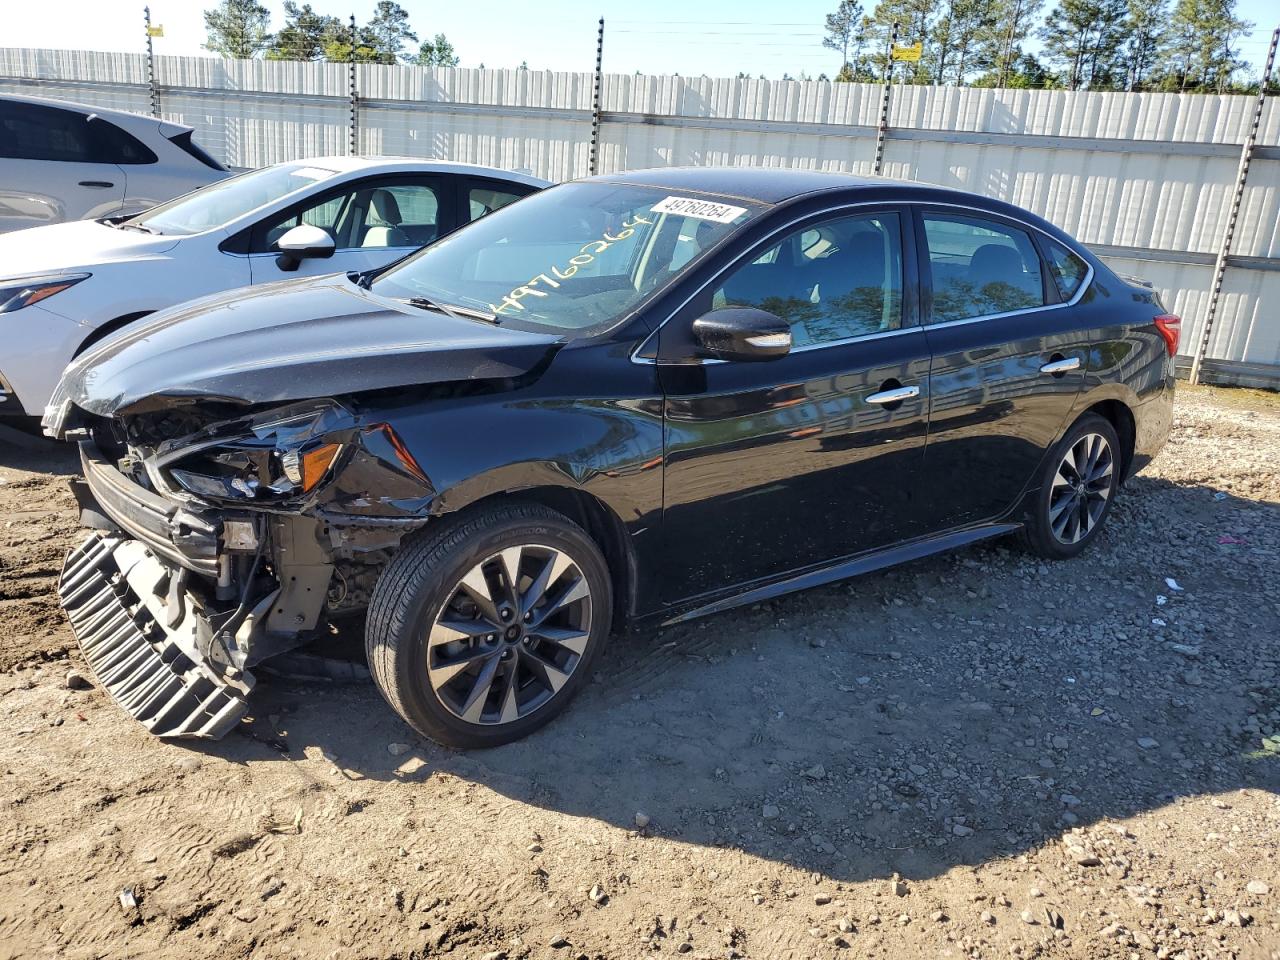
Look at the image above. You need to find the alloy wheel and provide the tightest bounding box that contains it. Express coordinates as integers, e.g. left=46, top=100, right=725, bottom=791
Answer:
left=1048, top=432, right=1114, bottom=545
left=426, top=543, right=593, bottom=725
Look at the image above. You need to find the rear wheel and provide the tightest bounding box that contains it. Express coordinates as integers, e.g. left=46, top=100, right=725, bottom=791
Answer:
left=366, top=503, right=612, bottom=747
left=1019, top=413, right=1120, bottom=560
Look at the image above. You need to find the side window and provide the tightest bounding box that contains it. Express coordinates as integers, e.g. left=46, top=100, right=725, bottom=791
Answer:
left=923, top=214, right=1046, bottom=322
left=89, top=118, right=157, bottom=165
left=712, top=212, right=904, bottom=348
left=359, top=183, right=441, bottom=248
left=1042, top=237, right=1089, bottom=300
left=254, top=191, right=352, bottom=252
left=0, top=100, right=92, bottom=162
left=468, top=185, right=524, bottom=222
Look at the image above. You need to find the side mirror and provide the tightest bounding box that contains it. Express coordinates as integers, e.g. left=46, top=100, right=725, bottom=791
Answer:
left=276, top=224, right=335, bottom=271
left=692, top=307, right=791, bottom=362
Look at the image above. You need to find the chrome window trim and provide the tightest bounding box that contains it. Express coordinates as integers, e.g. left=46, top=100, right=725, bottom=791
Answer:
left=631, top=198, right=1095, bottom=366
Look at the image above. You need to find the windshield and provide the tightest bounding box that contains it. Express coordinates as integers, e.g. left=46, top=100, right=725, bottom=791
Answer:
left=128, top=162, right=340, bottom=236
left=370, top=182, right=764, bottom=334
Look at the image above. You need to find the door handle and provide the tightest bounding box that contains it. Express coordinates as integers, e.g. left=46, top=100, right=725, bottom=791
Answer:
left=78, top=180, right=115, bottom=188
left=1040, top=356, right=1081, bottom=375
left=865, top=385, right=920, bottom=405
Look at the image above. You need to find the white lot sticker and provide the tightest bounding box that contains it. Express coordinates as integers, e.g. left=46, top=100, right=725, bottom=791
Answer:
left=651, top=195, right=747, bottom=224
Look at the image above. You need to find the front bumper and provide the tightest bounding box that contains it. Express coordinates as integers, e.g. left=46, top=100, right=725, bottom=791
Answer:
left=59, top=533, right=253, bottom=738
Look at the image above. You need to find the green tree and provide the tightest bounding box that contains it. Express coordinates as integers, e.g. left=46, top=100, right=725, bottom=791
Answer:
left=932, top=0, right=997, bottom=84
left=416, top=33, right=459, bottom=67
left=975, top=0, right=1044, bottom=87
left=823, top=1, right=870, bottom=77
left=267, top=1, right=340, bottom=61
left=322, top=22, right=381, bottom=63
left=1040, top=0, right=1129, bottom=89
left=1163, top=0, right=1252, bottom=91
left=868, top=0, right=936, bottom=82
left=203, top=0, right=271, bottom=59
left=364, top=0, right=418, bottom=64
left=1122, top=0, right=1168, bottom=89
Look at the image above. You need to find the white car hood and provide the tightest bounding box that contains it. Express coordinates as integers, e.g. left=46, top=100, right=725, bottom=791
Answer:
left=0, top=219, right=182, bottom=279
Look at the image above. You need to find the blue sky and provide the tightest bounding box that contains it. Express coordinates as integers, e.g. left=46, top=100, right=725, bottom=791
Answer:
left=5, top=0, right=1278, bottom=80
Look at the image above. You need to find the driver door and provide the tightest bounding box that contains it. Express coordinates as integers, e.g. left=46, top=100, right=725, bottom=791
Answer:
left=248, top=177, right=450, bottom=283
left=657, top=208, right=931, bottom=604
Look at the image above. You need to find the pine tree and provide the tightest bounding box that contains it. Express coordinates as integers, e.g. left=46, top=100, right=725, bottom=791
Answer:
left=1122, top=0, right=1168, bottom=89
left=823, top=1, right=870, bottom=77
left=365, top=0, right=418, bottom=65
left=975, top=0, right=1044, bottom=87
left=1164, top=0, right=1251, bottom=91
left=868, top=0, right=936, bottom=82
left=1040, top=0, right=1129, bottom=89
left=267, top=1, right=340, bottom=61
left=933, top=0, right=997, bottom=84
left=417, top=33, right=460, bottom=67
left=203, top=0, right=271, bottom=59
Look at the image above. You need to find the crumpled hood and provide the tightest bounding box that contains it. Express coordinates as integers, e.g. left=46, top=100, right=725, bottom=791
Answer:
left=55, top=274, right=563, bottom=418
left=0, top=219, right=181, bottom=278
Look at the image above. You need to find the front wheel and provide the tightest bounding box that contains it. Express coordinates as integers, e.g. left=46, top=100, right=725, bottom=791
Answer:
left=366, top=503, right=612, bottom=747
left=1019, top=413, right=1120, bottom=560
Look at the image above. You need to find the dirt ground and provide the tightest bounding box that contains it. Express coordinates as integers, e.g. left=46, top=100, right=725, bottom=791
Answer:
left=0, top=384, right=1277, bottom=960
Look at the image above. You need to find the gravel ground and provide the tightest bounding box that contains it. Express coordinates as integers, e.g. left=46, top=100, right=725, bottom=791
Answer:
left=0, top=384, right=1277, bottom=960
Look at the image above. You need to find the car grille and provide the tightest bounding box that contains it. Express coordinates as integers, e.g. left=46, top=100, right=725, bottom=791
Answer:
left=58, top=532, right=251, bottom=739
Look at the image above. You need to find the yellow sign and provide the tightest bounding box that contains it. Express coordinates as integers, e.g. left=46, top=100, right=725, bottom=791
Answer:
left=891, top=41, right=922, bottom=62
left=146, top=25, right=164, bottom=37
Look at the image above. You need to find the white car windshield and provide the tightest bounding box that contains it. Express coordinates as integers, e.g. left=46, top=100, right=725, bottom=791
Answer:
left=127, top=163, right=340, bottom=236
left=371, top=182, right=763, bottom=334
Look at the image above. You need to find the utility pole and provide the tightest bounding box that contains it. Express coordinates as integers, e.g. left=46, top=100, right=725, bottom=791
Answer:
left=1189, top=24, right=1279, bottom=385
left=589, top=17, right=604, bottom=176
left=873, top=21, right=899, bottom=176
left=143, top=6, right=160, bottom=118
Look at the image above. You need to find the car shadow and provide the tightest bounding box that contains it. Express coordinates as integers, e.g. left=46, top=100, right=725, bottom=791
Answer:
left=166, top=474, right=1280, bottom=883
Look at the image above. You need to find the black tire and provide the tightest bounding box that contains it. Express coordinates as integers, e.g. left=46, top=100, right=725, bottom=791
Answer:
left=1019, top=412, right=1121, bottom=560
left=366, top=502, right=612, bottom=748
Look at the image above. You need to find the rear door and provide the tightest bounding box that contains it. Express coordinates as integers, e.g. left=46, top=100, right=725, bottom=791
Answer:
left=658, top=206, right=931, bottom=604
left=917, top=208, right=1091, bottom=530
left=0, top=99, right=127, bottom=231
left=247, top=175, right=452, bottom=283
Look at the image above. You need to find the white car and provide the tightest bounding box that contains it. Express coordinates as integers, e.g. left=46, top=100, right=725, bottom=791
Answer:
left=0, top=156, right=548, bottom=420
left=0, top=93, right=228, bottom=233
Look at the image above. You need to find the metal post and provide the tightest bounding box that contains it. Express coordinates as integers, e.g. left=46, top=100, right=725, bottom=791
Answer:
left=873, top=21, right=899, bottom=176
left=348, top=14, right=358, bottom=157
left=144, top=6, right=160, bottom=118
left=1189, top=24, right=1279, bottom=385
left=589, top=17, right=604, bottom=176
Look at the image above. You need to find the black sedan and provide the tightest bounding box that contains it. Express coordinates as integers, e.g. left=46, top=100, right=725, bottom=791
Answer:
left=47, top=167, right=1177, bottom=746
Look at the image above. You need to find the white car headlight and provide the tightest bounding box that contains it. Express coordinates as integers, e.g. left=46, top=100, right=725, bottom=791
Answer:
left=0, top=273, right=91, bottom=314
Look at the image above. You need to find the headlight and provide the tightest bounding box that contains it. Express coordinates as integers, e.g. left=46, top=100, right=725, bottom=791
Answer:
left=162, top=403, right=348, bottom=503
left=0, top=273, right=91, bottom=314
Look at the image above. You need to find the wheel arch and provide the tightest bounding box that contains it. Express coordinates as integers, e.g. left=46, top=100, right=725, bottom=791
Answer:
left=73, top=311, right=154, bottom=357
left=1081, top=395, right=1137, bottom=485
left=441, top=484, right=638, bottom=632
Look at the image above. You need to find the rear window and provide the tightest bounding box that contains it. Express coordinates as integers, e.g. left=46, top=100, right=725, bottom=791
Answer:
left=1042, top=237, right=1089, bottom=300
left=90, top=118, right=157, bottom=165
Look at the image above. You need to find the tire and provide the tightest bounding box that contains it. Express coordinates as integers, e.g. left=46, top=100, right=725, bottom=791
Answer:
left=1019, top=412, right=1121, bottom=561
left=366, top=502, right=612, bottom=748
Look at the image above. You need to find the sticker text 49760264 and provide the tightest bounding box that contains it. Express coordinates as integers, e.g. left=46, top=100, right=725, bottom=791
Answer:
left=488, top=215, right=653, bottom=317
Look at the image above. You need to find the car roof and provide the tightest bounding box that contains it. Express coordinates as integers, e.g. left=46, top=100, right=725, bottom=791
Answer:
left=0, top=91, right=189, bottom=136
left=295, top=155, right=550, bottom=188
left=579, top=165, right=1073, bottom=242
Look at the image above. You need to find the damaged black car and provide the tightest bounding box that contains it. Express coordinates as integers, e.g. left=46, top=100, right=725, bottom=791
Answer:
left=46, top=167, right=1175, bottom=747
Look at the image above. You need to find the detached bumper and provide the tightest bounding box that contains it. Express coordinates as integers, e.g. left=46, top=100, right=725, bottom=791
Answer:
left=58, top=532, right=252, bottom=739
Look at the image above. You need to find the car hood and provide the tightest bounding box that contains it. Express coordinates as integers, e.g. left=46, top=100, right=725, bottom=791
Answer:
left=55, top=274, right=564, bottom=418
left=0, top=219, right=182, bottom=277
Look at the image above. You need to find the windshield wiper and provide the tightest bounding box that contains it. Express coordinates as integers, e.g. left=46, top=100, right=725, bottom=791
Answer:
left=118, top=222, right=159, bottom=235
left=400, top=297, right=500, bottom=325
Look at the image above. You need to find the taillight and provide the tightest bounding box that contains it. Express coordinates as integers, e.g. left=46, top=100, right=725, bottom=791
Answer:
left=1153, top=314, right=1181, bottom=357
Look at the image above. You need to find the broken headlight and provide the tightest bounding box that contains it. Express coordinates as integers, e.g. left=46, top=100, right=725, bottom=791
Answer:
left=161, top=402, right=349, bottom=504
